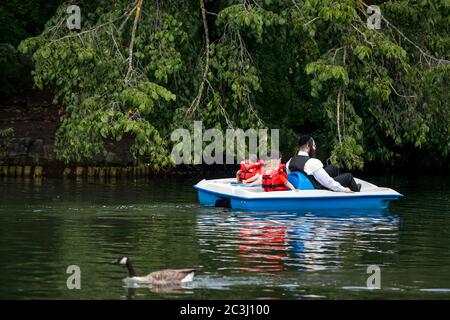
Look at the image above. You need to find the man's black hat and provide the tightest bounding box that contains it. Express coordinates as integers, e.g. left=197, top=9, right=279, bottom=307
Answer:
left=298, top=135, right=312, bottom=147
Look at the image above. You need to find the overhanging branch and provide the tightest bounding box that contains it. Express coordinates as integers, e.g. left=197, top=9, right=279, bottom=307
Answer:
left=125, top=0, right=144, bottom=83
left=187, top=0, right=210, bottom=116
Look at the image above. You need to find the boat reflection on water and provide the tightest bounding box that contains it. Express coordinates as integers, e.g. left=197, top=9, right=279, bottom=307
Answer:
left=196, top=209, right=400, bottom=273
left=238, top=222, right=288, bottom=272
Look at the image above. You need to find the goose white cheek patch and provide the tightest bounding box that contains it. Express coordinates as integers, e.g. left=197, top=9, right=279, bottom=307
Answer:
left=181, top=272, right=194, bottom=283
left=119, top=257, right=127, bottom=265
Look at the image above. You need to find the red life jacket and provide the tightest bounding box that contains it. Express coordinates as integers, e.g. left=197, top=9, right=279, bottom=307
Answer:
left=238, top=161, right=263, bottom=180
left=262, top=164, right=289, bottom=192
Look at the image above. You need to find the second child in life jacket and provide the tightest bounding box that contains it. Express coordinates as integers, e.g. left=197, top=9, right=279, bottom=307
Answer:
left=261, top=157, right=298, bottom=192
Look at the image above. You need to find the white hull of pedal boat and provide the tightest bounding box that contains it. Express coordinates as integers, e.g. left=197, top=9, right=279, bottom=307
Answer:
left=193, top=178, right=403, bottom=211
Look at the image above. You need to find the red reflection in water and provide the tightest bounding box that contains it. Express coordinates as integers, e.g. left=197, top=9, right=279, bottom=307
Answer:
left=237, top=222, right=288, bottom=272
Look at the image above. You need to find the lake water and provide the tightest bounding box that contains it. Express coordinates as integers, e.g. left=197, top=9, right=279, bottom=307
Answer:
left=0, top=174, right=449, bottom=299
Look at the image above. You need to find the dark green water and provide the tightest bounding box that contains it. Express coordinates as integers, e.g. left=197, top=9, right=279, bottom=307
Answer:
left=0, top=174, right=449, bottom=299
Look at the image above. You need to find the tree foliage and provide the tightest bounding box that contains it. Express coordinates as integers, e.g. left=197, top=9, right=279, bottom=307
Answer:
left=12, top=0, right=450, bottom=169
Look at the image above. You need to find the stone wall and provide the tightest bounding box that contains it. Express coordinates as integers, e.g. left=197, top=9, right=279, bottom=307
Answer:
left=0, top=102, right=135, bottom=169
left=0, top=104, right=58, bottom=165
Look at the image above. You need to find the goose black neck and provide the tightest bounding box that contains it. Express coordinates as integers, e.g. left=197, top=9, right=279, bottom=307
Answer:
left=125, top=259, right=136, bottom=277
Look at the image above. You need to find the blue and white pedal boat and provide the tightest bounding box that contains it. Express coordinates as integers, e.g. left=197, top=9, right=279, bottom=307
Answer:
left=194, top=174, right=403, bottom=211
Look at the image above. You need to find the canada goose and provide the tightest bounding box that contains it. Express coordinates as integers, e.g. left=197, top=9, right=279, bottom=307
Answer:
left=112, top=256, right=195, bottom=284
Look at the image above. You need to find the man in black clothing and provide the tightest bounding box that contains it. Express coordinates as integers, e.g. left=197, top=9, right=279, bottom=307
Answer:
left=286, top=136, right=361, bottom=192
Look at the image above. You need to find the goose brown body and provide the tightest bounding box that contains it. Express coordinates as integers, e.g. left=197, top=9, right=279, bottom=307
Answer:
left=145, top=269, right=196, bottom=283
left=112, top=256, right=195, bottom=284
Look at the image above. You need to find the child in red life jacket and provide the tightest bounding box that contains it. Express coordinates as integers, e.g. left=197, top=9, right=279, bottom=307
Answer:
left=262, top=158, right=298, bottom=192
left=236, top=155, right=263, bottom=184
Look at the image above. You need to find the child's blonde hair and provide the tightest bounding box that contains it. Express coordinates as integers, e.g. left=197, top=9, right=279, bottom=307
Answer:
left=264, top=158, right=281, bottom=170
left=248, top=153, right=258, bottom=163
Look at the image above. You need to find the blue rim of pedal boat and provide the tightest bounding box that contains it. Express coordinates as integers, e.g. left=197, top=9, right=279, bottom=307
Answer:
left=193, top=176, right=403, bottom=211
